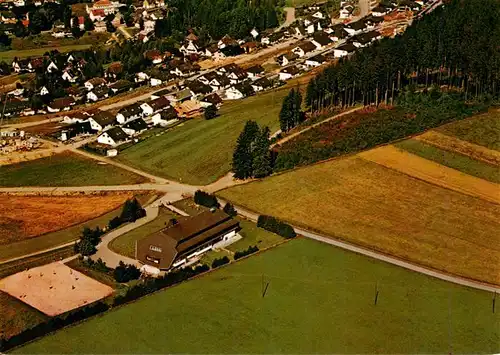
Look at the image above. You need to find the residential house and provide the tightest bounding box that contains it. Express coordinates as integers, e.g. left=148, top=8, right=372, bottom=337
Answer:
left=89, top=9, right=106, bottom=21
left=47, top=97, right=75, bottom=113
left=39, top=86, right=49, bottom=96
left=292, top=41, right=317, bottom=57
left=170, top=63, right=200, bottom=77
left=344, top=20, right=368, bottom=36
left=372, top=4, right=391, bottom=16
left=311, top=32, right=331, bottom=49
left=167, top=88, right=192, bottom=103
left=62, top=111, right=91, bottom=124
left=86, top=0, right=123, bottom=16
left=277, top=52, right=299, bottom=66
left=218, top=34, right=238, bottom=49
left=61, top=69, right=79, bottom=83
left=105, top=62, right=123, bottom=80
left=204, top=44, right=226, bottom=60
left=151, top=106, right=178, bottom=126
left=88, top=110, right=116, bottom=131
left=208, top=75, right=230, bottom=92
left=174, top=100, right=203, bottom=118
left=180, top=40, right=201, bottom=56
left=201, top=93, right=223, bottom=108
left=60, top=121, right=93, bottom=141
left=279, top=65, right=301, bottom=81
left=305, top=54, right=326, bottom=67
left=241, top=41, right=258, bottom=54
left=225, top=83, right=254, bottom=100
left=116, top=103, right=143, bottom=124
left=87, top=86, right=109, bottom=102
left=137, top=210, right=240, bottom=272
left=246, top=64, right=265, bottom=79
left=333, top=42, right=357, bottom=57
left=144, top=50, right=164, bottom=64
left=140, top=96, right=171, bottom=116
left=109, top=80, right=134, bottom=94
left=352, top=30, right=381, bottom=48
left=122, top=118, right=148, bottom=136
left=227, top=68, right=248, bottom=84
left=97, top=127, right=128, bottom=146
left=186, top=80, right=213, bottom=98
left=135, top=71, right=150, bottom=83
left=85, top=77, right=107, bottom=91
left=251, top=77, right=272, bottom=92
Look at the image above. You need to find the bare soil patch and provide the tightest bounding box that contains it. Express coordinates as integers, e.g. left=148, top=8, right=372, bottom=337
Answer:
left=0, top=193, right=132, bottom=245
left=0, top=262, right=113, bottom=316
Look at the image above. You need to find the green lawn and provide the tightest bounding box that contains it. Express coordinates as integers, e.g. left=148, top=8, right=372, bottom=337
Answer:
left=108, top=207, right=177, bottom=259
left=0, top=194, right=156, bottom=262
left=0, top=153, right=147, bottom=187
left=227, top=218, right=284, bottom=253
left=437, top=110, right=500, bottom=151
left=199, top=248, right=232, bottom=266
left=15, top=238, right=499, bottom=354
left=116, top=88, right=286, bottom=185
left=0, top=44, right=92, bottom=63
left=395, top=139, right=500, bottom=183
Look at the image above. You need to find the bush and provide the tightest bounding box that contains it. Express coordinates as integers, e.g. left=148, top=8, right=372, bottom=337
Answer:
left=113, top=261, right=141, bottom=283
left=120, top=198, right=146, bottom=223
left=257, top=215, right=296, bottom=239
left=223, top=202, right=237, bottom=217
left=108, top=216, right=123, bottom=230
left=211, top=256, right=230, bottom=269
left=194, top=190, right=220, bottom=208
left=234, top=245, right=259, bottom=260
left=204, top=105, right=217, bottom=120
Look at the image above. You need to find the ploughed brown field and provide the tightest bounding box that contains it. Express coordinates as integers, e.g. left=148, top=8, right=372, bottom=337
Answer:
left=219, top=156, right=500, bottom=286
left=0, top=193, right=132, bottom=246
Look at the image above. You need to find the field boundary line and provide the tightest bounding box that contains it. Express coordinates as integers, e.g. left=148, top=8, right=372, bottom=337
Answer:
left=216, top=198, right=500, bottom=293
left=358, top=145, right=500, bottom=205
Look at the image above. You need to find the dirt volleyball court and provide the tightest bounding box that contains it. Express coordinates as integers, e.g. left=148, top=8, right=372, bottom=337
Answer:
left=0, top=262, right=113, bottom=316
left=358, top=145, right=500, bottom=204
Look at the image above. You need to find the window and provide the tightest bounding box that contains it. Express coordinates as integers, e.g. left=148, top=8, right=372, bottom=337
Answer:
left=149, top=245, right=162, bottom=252
left=146, top=255, right=160, bottom=264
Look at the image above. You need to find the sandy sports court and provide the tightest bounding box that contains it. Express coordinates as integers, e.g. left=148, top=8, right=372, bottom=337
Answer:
left=0, top=262, right=113, bottom=316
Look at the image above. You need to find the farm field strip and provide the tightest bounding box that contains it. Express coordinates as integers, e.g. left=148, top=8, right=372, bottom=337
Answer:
left=218, top=157, right=500, bottom=286
left=415, top=131, right=500, bottom=166
left=358, top=145, right=500, bottom=204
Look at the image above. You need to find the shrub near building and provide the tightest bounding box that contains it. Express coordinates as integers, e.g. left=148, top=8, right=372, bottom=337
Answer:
left=257, top=215, right=296, bottom=239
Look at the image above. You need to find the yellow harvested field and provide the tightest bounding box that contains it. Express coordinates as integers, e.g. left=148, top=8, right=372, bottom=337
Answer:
left=0, top=262, right=113, bottom=316
left=219, top=157, right=500, bottom=285
left=416, top=131, right=500, bottom=166
left=0, top=193, right=132, bottom=245
left=358, top=145, right=500, bottom=204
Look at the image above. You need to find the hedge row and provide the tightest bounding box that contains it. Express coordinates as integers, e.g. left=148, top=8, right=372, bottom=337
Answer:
left=234, top=245, right=259, bottom=260
left=211, top=256, right=230, bottom=269
left=257, top=215, right=296, bottom=239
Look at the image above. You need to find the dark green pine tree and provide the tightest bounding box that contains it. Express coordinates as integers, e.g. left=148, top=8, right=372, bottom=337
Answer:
left=279, top=89, right=293, bottom=132
left=291, top=89, right=303, bottom=127
left=252, top=126, right=272, bottom=178
left=232, top=120, right=259, bottom=179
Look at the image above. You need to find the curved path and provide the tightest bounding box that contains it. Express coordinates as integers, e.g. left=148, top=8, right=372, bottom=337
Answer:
left=217, top=198, right=500, bottom=294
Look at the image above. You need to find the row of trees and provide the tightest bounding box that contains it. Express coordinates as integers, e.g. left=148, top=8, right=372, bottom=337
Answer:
left=153, top=0, right=282, bottom=41
left=279, top=88, right=304, bottom=132
left=232, top=121, right=272, bottom=179
left=305, top=0, right=500, bottom=111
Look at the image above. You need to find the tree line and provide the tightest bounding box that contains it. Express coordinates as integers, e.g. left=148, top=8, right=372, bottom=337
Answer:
left=305, top=0, right=500, bottom=112
left=154, top=0, right=282, bottom=43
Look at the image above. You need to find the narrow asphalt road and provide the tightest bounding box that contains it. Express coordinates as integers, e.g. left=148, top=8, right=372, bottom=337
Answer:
left=217, top=198, right=500, bottom=294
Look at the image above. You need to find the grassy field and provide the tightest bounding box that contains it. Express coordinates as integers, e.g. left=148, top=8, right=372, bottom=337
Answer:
left=0, top=291, right=48, bottom=340
left=0, top=193, right=156, bottom=262
left=437, top=110, right=500, bottom=151
left=116, top=88, right=287, bottom=185
left=0, top=45, right=92, bottom=63
left=227, top=218, right=284, bottom=252
left=108, top=207, right=177, bottom=259
left=219, top=157, right=500, bottom=286
left=15, top=238, right=500, bottom=354
left=395, top=139, right=500, bottom=183
left=0, top=152, right=146, bottom=187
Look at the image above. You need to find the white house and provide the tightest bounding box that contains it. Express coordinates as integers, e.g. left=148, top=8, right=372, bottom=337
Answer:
left=344, top=21, right=367, bottom=36
left=151, top=107, right=178, bottom=126
left=372, top=5, right=390, bottom=17
left=122, top=118, right=148, bottom=136
left=250, top=28, right=259, bottom=38
left=251, top=77, right=272, bottom=92
left=305, top=54, right=326, bottom=67
left=40, top=86, right=49, bottom=96
left=333, top=43, right=357, bottom=58
left=46, top=61, right=58, bottom=73
left=88, top=111, right=116, bottom=131
left=246, top=65, right=265, bottom=79
left=85, top=77, right=107, bottom=91
left=150, top=77, right=162, bottom=86
left=86, top=86, right=109, bottom=102
left=116, top=103, right=143, bottom=124
left=292, top=42, right=317, bottom=57
left=180, top=40, right=200, bottom=56
left=279, top=66, right=300, bottom=81
left=312, top=11, right=325, bottom=19
left=97, top=127, right=129, bottom=146
left=225, top=86, right=245, bottom=100
left=62, top=70, right=78, bottom=83
left=135, top=72, right=150, bottom=83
